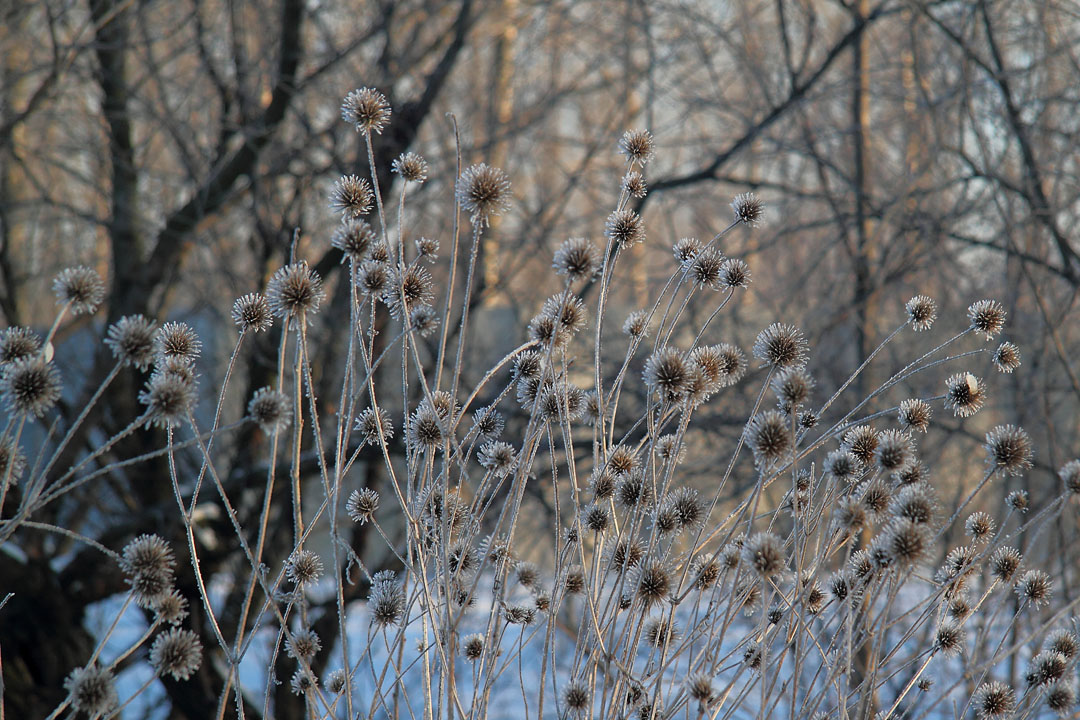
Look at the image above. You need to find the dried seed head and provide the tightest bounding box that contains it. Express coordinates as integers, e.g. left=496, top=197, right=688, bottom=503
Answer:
left=964, top=511, right=995, bottom=542
left=905, top=295, right=937, bottom=331
left=139, top=371, right=196, bottom=427
left=992, top=342, right=1021, bottom=373
left=860, top=479, right=892, bottom=517
left=503, top=603, right=536, bottom=625
left=825, top=450, right=860, bottom=484
left=835, top=496, right=867, bottom=535
left=478, top=441, right=517, bottom=477
left=392, top=151, right=428, bottom=182
left=687, top=672, right=714, bottom=703
left=635, top=560, right=672, bottom=607
left=326, top=669, right=347, bottom=694
left=0, top=327, right=41, bottom=365
left=1015, top=569, right=1052, bottom=607
left=1060, top=459, right=1080, bottom=496
left=416, top=236, right=439, bottom=259
left=285, top=550, right=323, bottom=587
left=589, top=468, right=616, bottom=500
left=542, top=294, right=587, bottom=335
left=687, top=247, right=724, bottom=289
left=332, top=218, right=376, bottom=262
left=665, top=487, right=703, bottom=530
left=622, top=170, right=647, bottom=198
left=64, top=665, right=118, bottom=715
left=607, top=538, right=644, bottom=574
left=933, top=619, right=965, bottom=656
left=743, top=640, right=763, bottom=670
left=972, top=681, right=1015, bottom=719
left=1045, top=681, right=1076, bottom=715
left=874, top=429, right=914, bottom=473
left=944, top=372, right=985, bottom=418
left=409, top=304, right=440, bottom=337
left=358, top=260, right=390, bottom=296
left=731, top=193, right=764, bottom=226
left=369, top=575, right=405, bottom=627
left=408, top=405, right=443, bottom=448
left=150, top=628, right=202, bottom=681
left=721, top=258, right=752, bottom=288
left=471, top=405, right=504, bottom=440
left=53, top=266, right=105, bottom=315
left=616, top=472, right=651, bottom=508
left=897, top=460, right=930, bottom=486
left=604, top=209, right=646, bottom=248
left=2, top=356, right=61, bottom=418
left=843, top=425, right=879, bottom=466
left=879, top=519, right=931, bottom=567
left=607, top=445, right=640, bottom=476
left=746, top=410, right=791, bottom=467
left=553, top=237, right=601, bottom=280
left=267, top=262, right=325, bottom=318
left=513, top=350, right=543, bottom=381
left=106, top=315, right=158, bottom=370
left=897, top=399, right=931, bottom=433
left=0, top=437, right=27, bottom=488
left=623, top=309, right=650, bottom=338
left=618, top=129, right=655, bottom=165
left=564, top=565, right=586, bottom=595
left=1027, top=651, right=1068, bottom=687
left=691, top=553, right=720, bottom=589
left=655, top=434, right=686, bottom=464
left=672, top=237, right=701, bottom=262
left=890, top=483, right=937, bottom=524
left=341, top=87, right=391, bottom=134
left=968, top=299, right=1007, bottom=340
left=772, top=367, right=813, bottom=412
left=990, top=546, right=1022, bottom=583
left=753, top=322, right=808, bottom=369
left=290, top=668, right=317, bottom=695
left=154, top=589, right=189, bottom=626
left=562, top=679, right=591, bottom=714
left=984, top=425, right=1033, bottom=474
left=742, top=531, right=786, bottom=578
left=368, top=241, right=390, bottom=263
left=329, top=174, right=375, bottom=218
left=354, top=406, right=394, bottom=446
left=248, top=387, right=290, bottom=434
left=121, top=534, right=175, bottom=606
left=155, top=321, right=201, bottom=362
left=462, top=633, right=485, bottom=660
left=643, top=347, right=689, bottom=401
left=643, top=616, right=678, bottom=648
left=347, top=488, right=379, bottom=523
left=232, top=293, right=272, bottom=332
left=583, top=503, right=611, bottom=533
left=285, top=628, right=321, bottom=660
left=1006, top=490, right=1030, bottom=512
left=829, top=571, right=851, bottom=601
left=1046, top=629, right=1079, bottom=659
left=456, top=163, right=511, bottom=226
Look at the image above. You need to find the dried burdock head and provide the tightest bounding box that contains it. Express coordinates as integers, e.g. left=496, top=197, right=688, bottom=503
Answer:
left=607, top=444, right=640, bottom=477
left=0, top=437, right=26, bottom=488
left=643, top=616, right=678, bottom=649
left=392, top=151, right=428, bottom=182
left=385, top=266, right=435, bottom=319
left=481, top=534, right=513, bottom=563
left=665, top=487, right=703, bottom=530
left=721, top=541, right=743, bottom=570
left=829, top=571, right=851, bottom=601
left=553, top=237, right=600, bottom=280
left=607, top=538, right=644, bottom=574
left=285, top=550, right=323, bottom=587
left=542, top=294, right=587, bottom=335
left=155, top=356, right=197, bottom=388
left=825, top=449, right=860, bottom=484
left=948, top=592, right=972, bottom=619
left=746, top=410, right=791, bottom=467
left=990, top=546, right=1022, bottom=583
left=981, top=425, right=1034, bottom=477
left=1045, top=681, right=1076, bottom=715
left=933, top=619, right=965, bottom=656
left=801, top=577, right=826, bottom=614
left=456, top=163, right=511, bottom=227
left=369, top=574, right=405, bottom=627
left=890, top=482, right=937, bottom=525
left=528, top=313, right=566, bottom=349
left=332, top=218, right=376, bottom=263
left=347, top=488, right=379, bottom=524
left=850, top=549, right=875, bottom=584
left=341, top=87, right=391, bottom=134
left=939, top=545, right=978, bottom=587
left=843, top=425, right=879, bottom=466
left=245, top=387, right=288, bottom=435
left=368, top=241, right=390, bottom=264
left=121, top=535, right=175, bottom=607
left=290, top=668, right=317, bottom=696
left=897, top=460, right=930, bottom=486
left=652, top=502, right=679, bottom=535
left=1045, top=628, right=1079, bottom=659
left=800, top=412, right=819, bottom=430
left=583, top=503, right=611, bottom=533
left=992, top=341, right=1021, bottom=373
left=687, top=247, right=724, bottom=289
left=513, top=349, right=543, bottom=380
left=604, top=208, right=645, bottom=248
left=2, top=356, right=61, bottom=418
left=267, top=262, right=325, bottom=319
left=286, top=628, right=323, bottom=661
left=742, top=640, right=763, bottom=671
left=409, top=304, right=440, bottom=337
left=1058, top=459, right=1080, bottom=495
left=355, top=406, right=394, bottom=446
left=155, top=321, right=201, bottom=362
left=53, top=266, right=105, bottom=315
left=616, top=471, right=651, bottom=508
left=672, top=237, right=701, bottom=262
left=968, top=299, right=1007, bottom=340
left=137, top=372, right=194, bottom=427
left=471, top=405, right=504, bottom=441
left=905, top=295, right=937, bottom=331
left=232, top=293, right=272, bottom=332
left=462, top=633, right=485, bottom=660
left=561, top=679, right=591, bottom=714
left=634, top=560, right=672, bottom=607
left=860, top=479, right=892, bottom=517
left=1027, top=651, right=1068, bottom=687
left=742, top=531, right=786, bottom=578
left=643, top=347, right=689, bottom=402
left=878, top=519, right=931, bottom=568
left=589, top=468, right=616, bottom=500
left=720, top=258, right=752, bottom=288
left=106, top=314, right=158, bottom=370
left=478, top=441, right=517, bottom=477
left=655, top=434, right=686, bottom=464
left=971, top=681, right=1015, bottom=719
left=329, top=174, right=375, bottom=218
left=623, top=309, right=650, bottom=338
left=149, top=628, right=203, bottom=681
left=503, top=603, right=536, bottom=625
left=964, top=512, right=995, bottom=542
left=407, top=405, right=443, bottom=448
left=358, top=259, right=391, bottom=295
left=1006, top=489, right=1030, bottom=512
left=731, top=193, right=764, bottom=226
left=898, top=399, right=932, bottom=433
left=772, top=366, right=813, bottom=413
left=64, top=664, right=118, bottom=716
left=874, top=429, right=914, bottom=473
left=622, top=170, right=647, bottom=198
left=943, top=371, right=986, bottom=418
left=686, top=672, right=714, bottom=704
left=753, top=322, right=808, bottom=369
left=835, top=496, right=868, bottom=536
left=511, top=561, right=538, bottom=590
left=563, top=565, right=585, bottom=595
left=326, top=669, right=347, bottom=695
left=691, top=553, right=720, bottom=590
left=416, top=236, right=439, bottom=259
left=618, top=129, right=655, bottom=165
left=1015, top=569, right=1052, bottom=607
left=767, top=604, right=784, bottom=624
left=0, top=326, right=41, bottom=365
left=154, top=589, right=189, bottom=626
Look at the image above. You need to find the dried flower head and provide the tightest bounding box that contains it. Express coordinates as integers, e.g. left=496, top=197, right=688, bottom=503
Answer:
left=634, top=560, right=672, bottom=607
left=772, top=367, right=813, bottom=412
left=347, top=488, right=379, bottom=523
left=285, top=550, right=323, bottom=587
left=150, top=628, right=202, bottom=681
left=154, top=589, right=189, bottom=626
left=905, top=295, right=937, bottom=331
left=655, top=434, right=686, bottom=464
left=478, top=441, right=517, bottom=477
left=643, top=347, right=689, bottom=401
left=691, top=553, right=720, bottom=590
left=456, top=163, right=511, bottom=226
left=1015, top=569, right=1052, bottom=607
left=897, top=398, right=931, bottom=433
left=139, top=372, right=196, bottom=427
left=583, top=503, right=611, bottom=533
left=368, top=574, right=405, bottom=627
left=879, top=519, right=931, bottom=567
left=968, top=299, right=1007, bottom=340
left=1045, top=681, right=1076, bottom=715
left=386, top=265, right=435, bottom=319
left=742, top=531, right=786, bottom=578
left=1027, top=651, right=1068, bottom=687
left=358, top=259, right=391, bottom=296
left=990, top=546, right=1022, bottom=583
left=979, top=425, right=1032, bottom=477
left=874, top=429, right=914, bottom=473
left=843, top=425, right=879, bottom=466
left=553, top=237, right=601, bottom=280
left=890, top=483, right=937, bottom=524
left=341, top=87, right=391, bottom=134
left=972, top=681, right=1015, bottom=719
left=825, top=450, right=860, bottom=484
left=1046, top=628, right=1079, bottom=659
left=687, top=672, right=714, bottom=704
left=154, top=321, right=201, bottom=362
left=721, top=258, right=752, bottom=288
left=329, top=174, right=375, bottom=218
left=64, top=664, right=118, bottom=715
left=326, top=669, right=347, bottom=694
left=503, top=603, right=536, bottom=625
left=964, top=511, right=995, bottom=542
left=106, top=315, right=158, bottom=370
left=672, top=237, right=701, bottom=262
left=246, top=387, right=290, bottom=434
left=944, top=372, right=985, bottom=418
left=0, top=437, right=27, bottom=488
left=232, top=293, right=272, bottom=332
left=1058, top=459, right=1080, bottom=495
left=267, top=262, right=325, bottom=319
left=618, top=129, right=654, bottom=165
left=687, top=247, right=724, bottom=289
left=0, top=326, right=41, bottom=365
left=643, top=616, right=678, bottom=648
left=933, top=619, right=965, bottom=656
left=1006, top=490, right=1030, bottom=512
left=53, top=266, right=105, bottom=315
left=285, top=628, right=321, bottom=660
left=621, top=170, right=647, bottom=198
left=746, top=410, right=791, bottom=467
left=623, top=309, right=650, bottom=338
left=753, top=322, right=808, bottom=368
left=2, top=356, right=61, bottom=418
left=121, top=534, right=176, bottom=607
left=604, top=208, right=645, bottom=248
left=992, top=342, right=1021, bottom=373
left=332, top=218, right=376, bottom=263
left=731, top=193, right=764, bottom=226
left=354, top=406, right=393, bottom=446
left=290, top=668, right=317, bottom=695
left=416, top=236, right=439, bottom=259
left=392, top=151, right=428, bottom=182
left=616, top=472, right=651, bottom=508
left=462, top=633, right=485, bottom=660
left=409, top=304, right=440, bottom=337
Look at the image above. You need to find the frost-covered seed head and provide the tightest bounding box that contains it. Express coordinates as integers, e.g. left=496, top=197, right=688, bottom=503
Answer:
left=0, top=327, right=40, bottom=365
left=2, top=356, right=61, bottom=418
left=731, top=193, right=764, bottom=226
left=392, top=151, right=428, bottom=182
left=1015, top=569, right=1052, bottom=607
left=332, top=218, right=376, bottom=262
left=898, top=399, right=932, bottom=433
left=984, top=425, right=1033, bottom=474
left=266, top=262, right=325, bottom=318
left=622, top=170, right=647, bottom=198
left=456, top=163, right=511, bottom=227
left=150, top=628, right=203, bottom=680
left=106, top=315, right=157, bottom=370
left=53, top=266, right=105, bottom=315
left=875, top=429, right=914, bottom=472
left=746, top=410, right=791, bottom=467
left=64, top=665, right=118, bottom=715
left=972, top=681, right=1015, bottom=719
left=347, top=488, right=379, bottom=523
left=753, top=322, right=808, bottom=368
left=968, top=299, right=1007, bottom=340
left=992, top=342, right=1021, bottom=373
left=155, top=321, right=201, bottom=362
left=232, top=293, right=272, bottom=332
left=905, top=295, right=937, bottom=331
left=286, top=550, right=323, bottom=587
left=329, top=174, right=374, bottom=217
left=742, top=532, right=786, bottom=578
left=1059, top=459, right=1080, bottom=495
left=618, top=129, right=654, bottom=165
left=604, top=209, right=645, bottom=248
left=285, top=628, right=321, bottom=660
left=248, top=387, right=290, bottom=434
left=341, top=87, right=391, bottom=134
left=944, top=372, right=985, bottom=418
left=553, top=237, right=600, bottom=280
left=964, top=512, right=995, bottom=542
left=623, top=309, right=650, bottom=338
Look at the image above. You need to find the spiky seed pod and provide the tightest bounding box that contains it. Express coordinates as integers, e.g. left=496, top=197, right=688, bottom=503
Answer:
left=462, top=633, right=485, bottom=660
left=655, top=434, right=686, bottom=464
left=528, top=313, right=565, bottom=349
left=943, top=372, right=986, bottom=418
left=0, top=327, right=41, bottom=365
left=106, top=315, right=157, bottom=370
left=968, top=299, right=1007, bottom=340
left=742, top=532, right=786, bottom=578
left=407, top=405, right=442, bottom=448
left=860, top=479, right=892, bottom=517
left=965, top=512, right=995, bottom=542
left=898, top=399, right=932, bottom=433
left=332, top=218, right=376, bottom=263
left=604, top=209, right=645, bottom=248
left=801, top=578, right=826, bottom=614
left=1015, top=569, right=1052, bottom=607
left=148, top=628, right=203, bottom=681
left=561, top=680, right=591, bottom=715
left=687, top=672, right=714, bottom=703
left=121, top=535, right=175, bottom=606
left=367, top=241, right=390, bottom=263
left=285, top=550, right=323, bottom=587
left=896, top=460, right=929, bottom=486
left=155, top=356, right=197, bottom=388
left=718, top=258, right=750, bottom=288
left=1006, top=490, right=1030, bottom=512
left=285, top=628, right=321, bottom=660
left=384, top=265, right=435, bottom=318
left=2, top=356, right=61, bottom=418
left=949, top=592, right=972, bottom=619
left=672, top=237, right=701, bottom=262
left=542, top=294, right=587, bottom=335
left=843, top=425, right=879, bottom=466
left=825, top=450, right=860, bottom=484
left=583, top=503, right=611, bottom=533
left=392, top=151, right=428, bottom=182
left=456, top=163, right=511, bottom=226
left=369, top=576, right=405, bottom=627
left=154, top=589, right=189, bottom=626
left=616, top=472, right=651, bottom=508
left=553, top=237, right=600, bottom=280
left=329, top=174, right=374, bottom=218
left=358, top=260, right=390, bottom=296
left=643, top=347, right=689, bottom=401
left=835, top=496, right=868, bottom=536
left=246, top=387, right=290, bottom=435
left=905, top=295, right=937, bottom=331
left=1045, top=681, right=1076, bottom=715
left=992, top=342, right=1021, bottom=373
left=154, top=321, right=201, bottom=362
left=471, top=405, right=504, bottom=440
left=232, top=293, right=272, bottom=332
left=635, top=560, right=672, bottom=607
left=890, top=483, right=937, bottom=524
left=138, top=372, right=195, bottom=427
left=746, top=410, right=791, bottom=467
left=513, top=349, right=543, bottom=380
left=415, top=236, right=439, bottom=260
left=731, top=193, right=764, bottom=226
left=687, top=247, right=724, bottom=289
left=354, top=407, right=393, bottom=446
left=772, top=367, right=813, bottom=412
left=742, top=641, right=763, bottom=671
left=983, top=425, right=1033, bottom=475
left=623, top=309, right=650, bottom=338
left=881, top=519, right=931, bottom=568
left=290, top=668, right=317, bottom=695
left=721, top=542, right=742, bottom=570
left=767, top=605, right=784, bottom=624
left=753, top=322, right=808, bottom=368
left=589, top=468, right=616, bottom=500
left=564, top=565, right=586, bottom=595
left=990, top=546, right=1022, bottom=583
left=1057, top=460, right=1080, bottom=495
left=933, top=619, right=965, bottom=656
left=618, top=129, right=654, bottom=165
left=53, top=266, right=105, bottom=315
left=605, top=445, right=638, bottom=478
left=503, top=603, right=536, bottom=625
left=326, top=669, right=347, bottom=694
left=622, top=170, right=647, bottom=198
left=939, top=545, right=978, bottom=586
left=652, top=502, right=679, bottom=534
left=347, top=489, right=379, bottom=523
left=1027, top=651, right=1068, bottom=687
left=267, top=262, right=325, bottom=319
left=64, top=665, right=118, bottom=715
left=409, top=304, right=439, bottom=337
left=643, top=617, right=678, bottom=648
left=0, top=437, right=27, bottom=488
left=875, top=429, right=914, bottom=472
left=1045, top=629, right=1079, bottom=659
left=691, top=553, right=720, bottom=589
left=829, top=571, right=851, bottom=601
left=478, top=441, right=517, bottom=477
left=607, top=539, right=644, bottom=574
left=666, top=487, right=703, bottom=530
left=341, top=87, right=391, bottom=134
left=972, top=681, right=1015, bottom=719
